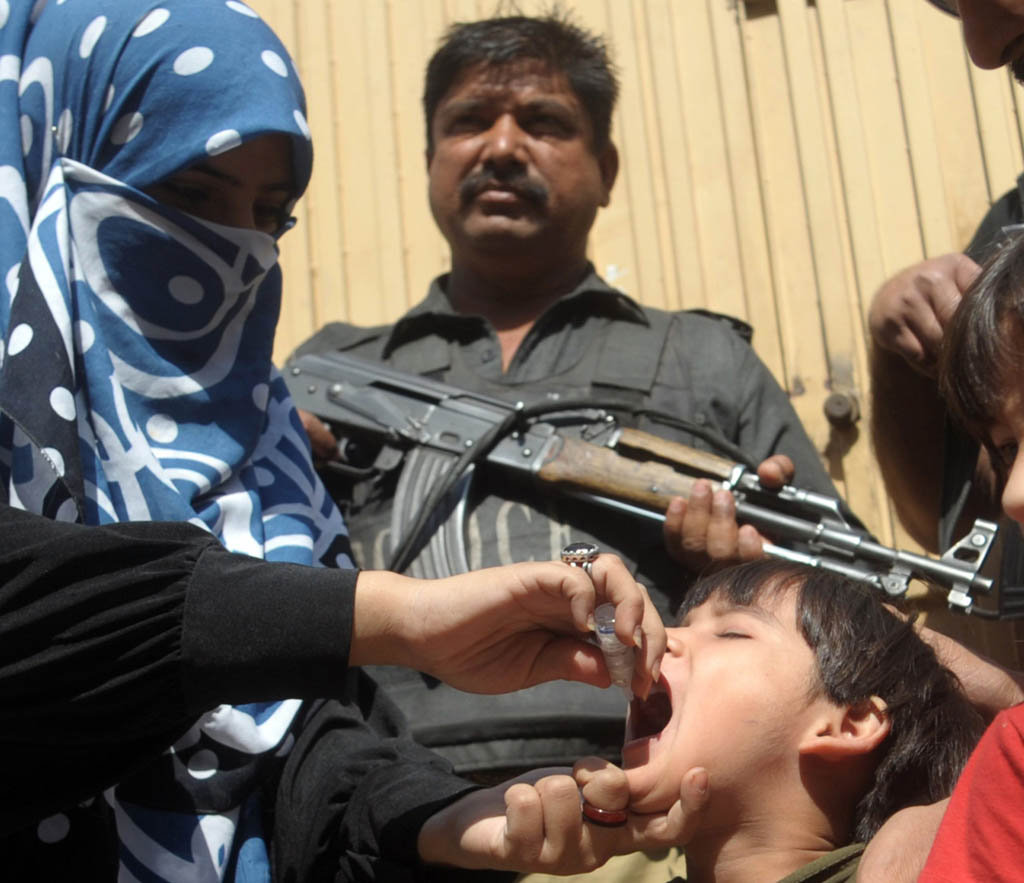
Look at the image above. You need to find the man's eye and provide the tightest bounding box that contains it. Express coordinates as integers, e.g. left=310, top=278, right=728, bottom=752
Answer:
left=527, top=115, right=570, bottom=136
left=717, top=631, right=750, bottom=639
left=447, top=114, right=487, bottom=133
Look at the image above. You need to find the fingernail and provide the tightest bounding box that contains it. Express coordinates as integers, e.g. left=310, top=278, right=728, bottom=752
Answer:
left=651, top=659, right=661, bottom=683
left=693, top=768, right=708, bottom=795
left=587, top=613, right=596, bottom=632
left=668, top=497, right=685, bottom=514
left=712, top=491, right=732, bottom=514
left=633, top=626, right=643, bottom=647
left=692, top=481, right=710, bottom=498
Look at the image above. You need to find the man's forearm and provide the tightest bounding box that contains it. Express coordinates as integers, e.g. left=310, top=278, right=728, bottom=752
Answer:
left=920, top=624, right=1024, bottom=717
left=869, top=344, right=948, bottom=551
left=857, top=799, right=949, bottom=882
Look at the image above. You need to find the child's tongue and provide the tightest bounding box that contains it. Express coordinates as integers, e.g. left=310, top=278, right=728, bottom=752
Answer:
left=628, top=685, right=672, bottom=741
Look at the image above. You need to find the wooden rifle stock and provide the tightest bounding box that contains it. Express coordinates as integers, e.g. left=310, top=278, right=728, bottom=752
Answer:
left=536, top=434, right=712, bottom=509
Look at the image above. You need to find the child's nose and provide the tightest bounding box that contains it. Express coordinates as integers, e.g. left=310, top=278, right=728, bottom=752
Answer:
left=665, top=630, right=688, bottom=657
left=1001, top=448, right=1024, bottom=526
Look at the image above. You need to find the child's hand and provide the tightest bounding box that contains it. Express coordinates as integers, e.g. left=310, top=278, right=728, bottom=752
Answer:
left=574, top=757, right=710, bottom=851
left=415, top=759, right=709, bottom=875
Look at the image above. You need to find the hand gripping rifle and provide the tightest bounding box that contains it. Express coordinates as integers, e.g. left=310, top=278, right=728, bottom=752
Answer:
left=287, top=351, right=1005, bottom=617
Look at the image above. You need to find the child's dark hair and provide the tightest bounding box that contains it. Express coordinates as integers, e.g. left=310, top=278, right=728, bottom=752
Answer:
left=940, top=231, right=1024, bottom=463
left=422, top=8, right=619, bottom=154
left=679, top=560, right=985, bottom=842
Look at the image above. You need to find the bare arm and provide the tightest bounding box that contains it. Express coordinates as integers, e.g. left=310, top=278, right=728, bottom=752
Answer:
left=349, top=555, right=666, bottom=700
left=869, top=343, right=948, bottom=551
left=867, top=254, right=986, bottom=551
left=856, top=800, right=948, bottom=883
left=918, top=624, right=1024, bottom=718
left=417, top=758, right=708, bottom=875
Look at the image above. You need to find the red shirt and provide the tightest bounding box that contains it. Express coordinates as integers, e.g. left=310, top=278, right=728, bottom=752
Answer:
left=919, top=704, right=1024, bottom=881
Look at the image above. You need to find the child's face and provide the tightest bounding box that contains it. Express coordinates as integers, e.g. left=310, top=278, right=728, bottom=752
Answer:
left=988, top=381, right=1024, bottom=527
left=622, top=586, right=836, bottom=814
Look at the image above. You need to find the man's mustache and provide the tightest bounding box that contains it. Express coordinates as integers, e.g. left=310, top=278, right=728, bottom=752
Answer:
left=459, top=170, right=548, bottom=207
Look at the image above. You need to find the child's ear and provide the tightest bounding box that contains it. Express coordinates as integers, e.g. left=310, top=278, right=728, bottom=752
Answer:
left=798, top=696, right=891, bottom=760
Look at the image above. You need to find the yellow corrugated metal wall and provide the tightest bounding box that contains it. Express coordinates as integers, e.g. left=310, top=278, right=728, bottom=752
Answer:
left=253, top=0, right=1024, bottom=660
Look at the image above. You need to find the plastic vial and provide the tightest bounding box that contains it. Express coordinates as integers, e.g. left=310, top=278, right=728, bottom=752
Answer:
left=593, top=603, right=634, bottom=701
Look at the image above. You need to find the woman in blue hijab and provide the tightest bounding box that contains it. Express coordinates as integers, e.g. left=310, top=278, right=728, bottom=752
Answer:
left=0, top=0, right=352, bottom=878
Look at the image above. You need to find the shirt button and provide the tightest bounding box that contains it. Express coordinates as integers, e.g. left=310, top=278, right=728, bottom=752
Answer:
left=481, top=347, right=495, bottom=363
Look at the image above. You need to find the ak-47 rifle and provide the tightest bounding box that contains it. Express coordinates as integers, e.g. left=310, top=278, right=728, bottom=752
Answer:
left=286, top=351, right=1011, bottom=617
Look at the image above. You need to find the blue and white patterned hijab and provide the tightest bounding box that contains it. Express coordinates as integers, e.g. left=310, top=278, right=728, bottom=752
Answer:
left=0, top=0, right=352, bottom=879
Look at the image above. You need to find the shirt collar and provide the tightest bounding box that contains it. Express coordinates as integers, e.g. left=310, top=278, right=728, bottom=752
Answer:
left=382, top=264, right=649, bottom=357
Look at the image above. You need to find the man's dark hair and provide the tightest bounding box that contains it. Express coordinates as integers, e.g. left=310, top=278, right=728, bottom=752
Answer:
left=679, top=560, right=985, bottom=842
left=422, top=10, right=619, bottom=154
left=939, top=232, right=1024, bottom=465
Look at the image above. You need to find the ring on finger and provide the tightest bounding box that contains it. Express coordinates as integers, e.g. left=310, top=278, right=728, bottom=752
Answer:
left=561, top=541, right=600, bottom=577
left=581, top=798, right=628, bottom=827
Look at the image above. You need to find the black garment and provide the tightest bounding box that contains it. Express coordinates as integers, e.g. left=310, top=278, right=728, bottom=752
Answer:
left=292, top=267, right=844, bottom=775
left=0, top=502, right=352, bottom=831
left=0, top=502, right=480, bottom=881
left=273, top=689, right=508, bottom=883
left=960, top=175, right=1024, bottom=266
left=939, top=174, right=1024, bottom=602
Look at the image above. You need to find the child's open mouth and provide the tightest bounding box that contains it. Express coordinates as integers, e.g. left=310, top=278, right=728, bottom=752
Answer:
left=625, top=680, right=673, bottom=743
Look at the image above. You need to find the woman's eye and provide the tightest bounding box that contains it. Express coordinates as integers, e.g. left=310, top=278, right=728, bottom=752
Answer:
left=160, top=181, right=208, bottom=205
left=254, top=204, right=290, bottom=232
left=717, top=631, right=750, bottom=639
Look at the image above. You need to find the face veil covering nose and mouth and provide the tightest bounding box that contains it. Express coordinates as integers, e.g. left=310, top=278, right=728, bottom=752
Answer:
left=0, top=1, right=351, bottom=879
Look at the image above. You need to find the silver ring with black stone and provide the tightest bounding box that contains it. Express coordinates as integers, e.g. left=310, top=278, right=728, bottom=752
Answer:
left=560, top=541, right=600, bottom=576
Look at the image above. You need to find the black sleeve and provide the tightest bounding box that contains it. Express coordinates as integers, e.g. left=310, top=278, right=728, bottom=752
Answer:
left=964, top=175, right=1024, bottom=264
left=288, top=322, right=388, bottom=362
left=272, top=676, right=514, bottom=883
left=0, top=502, right=357, bottom=830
